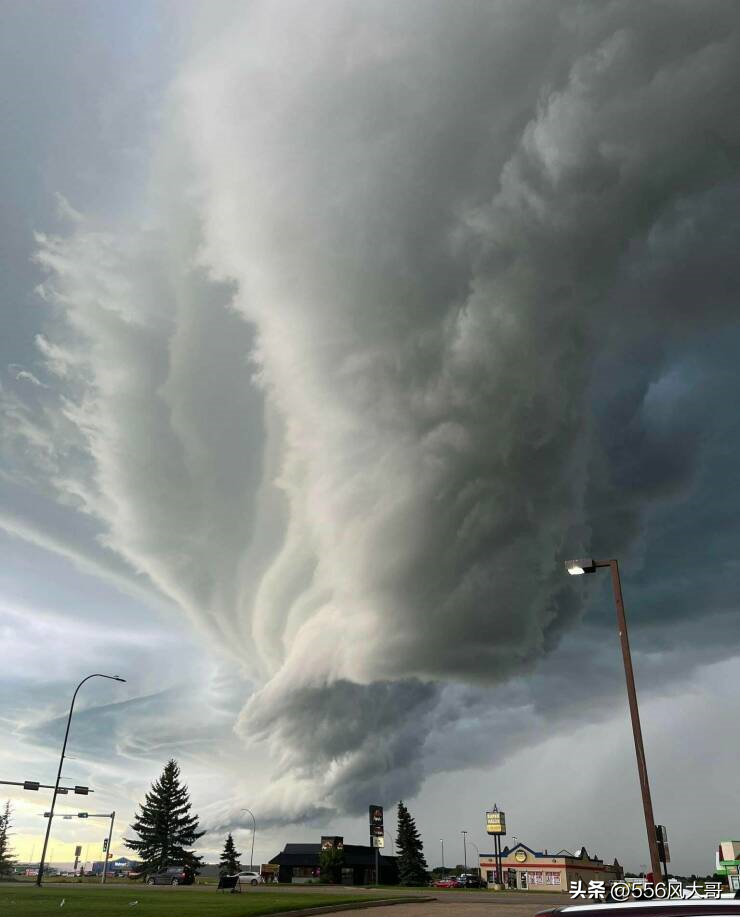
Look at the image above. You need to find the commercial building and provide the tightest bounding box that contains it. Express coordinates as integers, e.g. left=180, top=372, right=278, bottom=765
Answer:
left=88, top=857, right=140, bottom=876
left=717, top=841, right=740, bottom=891
left=269, top=843, right=398, bottom=885
left=479, top=841, right=623, bottom=891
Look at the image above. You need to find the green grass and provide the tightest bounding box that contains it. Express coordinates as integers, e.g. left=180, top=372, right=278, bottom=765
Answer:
left=0, top=885, right=379, bottom=917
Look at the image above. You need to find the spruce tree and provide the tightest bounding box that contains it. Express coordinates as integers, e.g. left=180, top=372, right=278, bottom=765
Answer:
left=0, top=801, right=16, bottom=875
left=124, top=760, right=205, bottom=872
left=395, top=800, right=428, bottom=886
left=219, top=833, right=242, bottom=876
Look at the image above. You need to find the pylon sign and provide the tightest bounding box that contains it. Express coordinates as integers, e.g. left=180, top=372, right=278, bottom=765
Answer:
left=486, top=805, right=506, bottom=835
left=369, top=805, right=384, bottom=839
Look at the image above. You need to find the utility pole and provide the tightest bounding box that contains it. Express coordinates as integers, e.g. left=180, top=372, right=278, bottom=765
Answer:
left=461, top=831, right=468, bottom=873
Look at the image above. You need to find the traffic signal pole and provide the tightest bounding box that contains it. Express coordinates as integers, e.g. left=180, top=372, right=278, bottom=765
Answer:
left=101, top=811, right=116, bottom=884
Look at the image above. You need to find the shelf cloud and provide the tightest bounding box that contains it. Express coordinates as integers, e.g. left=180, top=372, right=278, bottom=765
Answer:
left=3, top=0, right=740, bottom=824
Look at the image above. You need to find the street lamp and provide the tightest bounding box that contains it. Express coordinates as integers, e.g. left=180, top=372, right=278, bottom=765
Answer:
left=469, top=840, right=480, bottom=874
left=440, top=839, right=444, bottom=871
left=241, top=808, right=256, bottom=871
left=36, top=674, right=125, bottom=887
left=565, top=557, right=661, bottom=879
left=461, top=831, right=468, bottom=872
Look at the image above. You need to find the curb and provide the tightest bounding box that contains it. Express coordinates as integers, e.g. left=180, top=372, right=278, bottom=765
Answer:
left=263, top=896, right=437, bottom=917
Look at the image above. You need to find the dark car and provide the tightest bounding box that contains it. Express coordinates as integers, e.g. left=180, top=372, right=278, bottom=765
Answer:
left=458, top=873, right=486, bottom=888
left=146, top=865, right=195, bottom=886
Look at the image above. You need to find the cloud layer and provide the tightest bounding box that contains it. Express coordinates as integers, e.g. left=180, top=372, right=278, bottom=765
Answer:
left=3, top=0, right=740, bottom=826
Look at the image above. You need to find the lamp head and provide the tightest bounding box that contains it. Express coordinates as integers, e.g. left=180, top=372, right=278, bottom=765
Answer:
left=565, top=558, right=595, bottom=575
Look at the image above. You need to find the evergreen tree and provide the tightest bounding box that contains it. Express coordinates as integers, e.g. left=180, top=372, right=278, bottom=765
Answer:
left=219, top=833, right=242, bottom=876
left=395, top=800, right=428, bottom=886
left=124, top=760, right=205, bottom=872
left=0, top=801, right=16, bottom=875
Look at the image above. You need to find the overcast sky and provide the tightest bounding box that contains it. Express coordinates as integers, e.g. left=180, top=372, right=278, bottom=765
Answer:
left=1, top=0, right=740, bottom=876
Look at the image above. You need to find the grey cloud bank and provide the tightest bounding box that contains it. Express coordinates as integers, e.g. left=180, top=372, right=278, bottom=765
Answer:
left=2, top=0, right=740, bottom=858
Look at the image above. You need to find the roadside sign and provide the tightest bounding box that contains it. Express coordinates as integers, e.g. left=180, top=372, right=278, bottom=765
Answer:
left=486, top=809, right=506, bottom=835
left=369, top=805, right=384, bottom=841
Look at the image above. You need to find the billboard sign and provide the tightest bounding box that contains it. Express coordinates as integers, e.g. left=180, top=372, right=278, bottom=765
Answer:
left=486, top=809, right=506, bottom=835
left=371, top=836, right=385, bottom=848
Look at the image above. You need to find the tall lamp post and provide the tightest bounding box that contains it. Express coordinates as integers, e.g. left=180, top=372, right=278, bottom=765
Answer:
left=469, top=840, right=480, bottom=876
left=242, top=808, right=256, bottom=871
left=36, top=673, right=126, bottom=887
left=440, top=839, right=445, bottom=871
left=461, top=830, right=468, bottom=873
left=565, top=557, right=661, bottom=879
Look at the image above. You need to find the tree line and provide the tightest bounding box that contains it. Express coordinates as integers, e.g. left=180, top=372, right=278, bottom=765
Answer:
left=1, top=758, right=430, bottom=885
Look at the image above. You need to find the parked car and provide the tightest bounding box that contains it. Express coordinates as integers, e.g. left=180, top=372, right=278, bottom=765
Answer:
left=237, top=870, right=265, bottom=886
left=433, top=877, right=461, bottom=888
left=146, top=866, right=195, bottom=886
left=458, top=873, right=486, bottom=888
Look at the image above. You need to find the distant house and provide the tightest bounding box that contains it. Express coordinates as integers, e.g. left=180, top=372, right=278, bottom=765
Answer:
left=269, top=843, right=398, bottom=885
left=480, top=841, right=623, bottom=891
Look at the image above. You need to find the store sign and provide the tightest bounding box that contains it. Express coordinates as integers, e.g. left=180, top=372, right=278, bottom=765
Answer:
left=515, top=850, right=527, bottom=863
left=486, top=809, right=506, bottom=835
left=369, top=805, right=384, bottom=838
left=321, top=836, right=344, bottom=850
left=371, top=836, right=385, bottom=848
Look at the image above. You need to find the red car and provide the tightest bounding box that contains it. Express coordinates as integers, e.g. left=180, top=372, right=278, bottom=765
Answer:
left=433, top=877, right=461, bottom=888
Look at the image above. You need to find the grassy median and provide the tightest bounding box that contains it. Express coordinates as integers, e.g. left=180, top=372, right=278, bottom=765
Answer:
left=0, top=885, right=379, bottom=917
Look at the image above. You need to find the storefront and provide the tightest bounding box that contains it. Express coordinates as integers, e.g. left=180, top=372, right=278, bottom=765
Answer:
left=269, top=843, right=398, bottom=886
left=716, top=841, right=740, bottom=891
left=480, top=842, right=623, bottom=891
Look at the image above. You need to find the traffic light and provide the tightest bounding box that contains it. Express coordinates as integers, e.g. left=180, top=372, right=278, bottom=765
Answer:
left=103, top=839, right=108, bottom=852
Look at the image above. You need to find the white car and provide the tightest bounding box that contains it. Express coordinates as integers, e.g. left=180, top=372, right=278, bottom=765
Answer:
left=237, top=871, right=265, bottom=886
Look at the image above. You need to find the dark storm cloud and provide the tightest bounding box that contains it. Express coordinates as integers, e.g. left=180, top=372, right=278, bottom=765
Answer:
left=3, top=0, right=740, bottom=822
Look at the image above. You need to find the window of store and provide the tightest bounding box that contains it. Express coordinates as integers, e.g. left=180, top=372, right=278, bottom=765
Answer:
left=527, top=871, right=544, bottom=885
left=545, top=872, right=560, bottom=886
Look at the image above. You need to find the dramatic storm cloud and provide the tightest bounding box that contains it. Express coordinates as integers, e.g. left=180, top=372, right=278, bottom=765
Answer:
left=3, top=0, right=740, bottom=868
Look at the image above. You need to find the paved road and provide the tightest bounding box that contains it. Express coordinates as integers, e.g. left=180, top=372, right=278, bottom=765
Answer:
left=332, top=891, right=567, bottom=917
left=337, top=904, right=560, bottom=917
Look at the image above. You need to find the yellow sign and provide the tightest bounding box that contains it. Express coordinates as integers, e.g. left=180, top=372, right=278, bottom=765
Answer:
left=515, top=850, right=527, bottom=863
left=486, top=810, right=506, bottom=835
